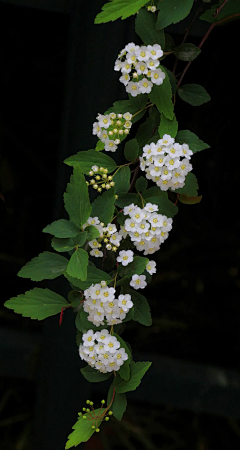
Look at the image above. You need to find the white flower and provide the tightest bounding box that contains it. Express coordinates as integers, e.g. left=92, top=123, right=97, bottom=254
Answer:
left=123, top=203, right=136, bottom=215
left=151, top=68, right=166, bottom=85
left=125, top=42, right=139, bottom=53
left=164, top=155, right=181, bottom=170
left=119, top=73, right=130, bottom=86
left=126, top=52, right=137, bottom=64
left=106, top=223, right=117, bottom=235
left=144, top=203, right=158, bottom=213
left=90, top=249, right=103, bottom=258
left=110, top=232, right=122, bottom=246
left=99, top=286, right=115, bottom=302
left=92, top=122, right=101, bottom=137
left=124, top=218, right=137, bottom=232
left=123, top=112, right=132, bottom=121
left=82, top=330, right=96, bottom=346
left=106, top=358, right=120, bottom=372
left=147, top=59, right=159, bottom=70
left=135, top=62, right=148, bottom=75
left=100, top=130, right=109, bottom=142
left=179, top=158, right=192, bottom=176
left=135, top=45, right=151, bottom=61
left=129, top=207, right=146, bottom=223
left=121, top=62, right=132, bottom=73
left=95, top=329, right=109, bottom=342
left=117, top=294, right=133, bottom=311
left=126, top=81, right=139, bottom=97
left=130, top=274, right=147, bottom=290
left=89, top=239, right=100, bottom=249
left=104, top=336, right=120, bottom=353
left=114, top=348, right=128, bottom=366
left=117, top=250, right=134, bottom=266
left=114, top=59, right=123, bottom=71
left=104, top=140, right=117, bottom=152
left=138, top=78, right=153, bottom=94
left=146, top=260, right=157, bottom=275
left=147, top=44, right=163, bottom=60
left=181, top=144, right=193, bottom=159
left=161, top=134, right=175, bottom=146
left=97, top=114, right=111, bottom=129
left=87, top=216, right=100, bottom=226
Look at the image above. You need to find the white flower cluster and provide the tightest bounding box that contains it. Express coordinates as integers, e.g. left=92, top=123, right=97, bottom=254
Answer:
left=83, top=216, right=124, bottom=255
left=92, top=112, right=132, bottom=152
left=114, top=42, right=165, bottom=97
left=83, top=280, right=133, bottom=326
left=122, top=202, right=172, bottom=255
left=79, top=329, right=129, bottom=373
left=139, top=134, right=193, bottom=191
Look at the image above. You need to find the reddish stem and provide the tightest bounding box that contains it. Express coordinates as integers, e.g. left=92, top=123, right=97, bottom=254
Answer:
left=175, top=193, right=179, bottom=206
left=59, top=306, right=71, bottom=326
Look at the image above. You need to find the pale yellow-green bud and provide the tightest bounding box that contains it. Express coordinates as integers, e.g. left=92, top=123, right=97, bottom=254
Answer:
left=112, top=246, right=117, bottom=252
left=101, top=400, right=105, bottom=404
left=124, top=129, right=129, bottom=134
left=93, top=184, right=98, bottom=189
left=90, top=179, right=95, bottom=185
left=104, top=169, right=108, bottom=174
left=89, top=171, right=94, bottom=176
left=102, top=183, right=106, bottom=189
left=102, top=174, right=107, bottom=179
left=97, top=187, right=102, bottom=192
left=99, top=167, right=104, bottom=172
left=119, top=129, right=124, bottom=135
left=110, top=181, right=115, bottom=187
left=108, top=131, right=113, bottom=136
left=96, top=175, right=101, bottom=181
left=115, top=195, right=118, bottom=199
left=104, top=238, right=109, bottom=243
left=108, top=411, right=113, bottom=416
left=113, top=128, right=118, bottom=133
left=116, top=120, right=122, bottom=126
left=96, top=428, right=100, bottom=433
left=108, top=176, right=113, bottom=181
left=106, top=184, right=111, bottom=189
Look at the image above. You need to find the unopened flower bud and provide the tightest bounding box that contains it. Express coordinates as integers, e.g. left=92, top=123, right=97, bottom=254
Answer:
left=106, top=184, right=111, bottom=189
left=89, top=171, right=94, bottom=176
left=93, top=184, right=98, bottom=189
left=108, top=131, right=113, bottom=136
left=95, top=175, right=101, bottom=180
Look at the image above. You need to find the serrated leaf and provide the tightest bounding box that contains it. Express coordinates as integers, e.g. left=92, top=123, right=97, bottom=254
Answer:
left=64, top=150, right=117, bottom=174
left=84, top=225, right=100, bottom=241
left=65, top=409, right=103, bottom=449
left=159, top=114, right=178, bottom=138
left=178, top=84, right=211, bottom=106
left=66, top=248, right=88, bottom=281
left=174, top=43, right=201, bottom=61
left=95, top=0, right=149, bottom=24
left=179, top=194, right=202, bottom=204
left=118, top=256, right=148, bottom=278
left=81, top=365, right=112, bottom=382
left=4, top=288, right=69, bottom=320
left=122, top=288, right=152, bottom=326
left=42, top=219, right=81, bottom=238
left=156, top=0, right=194, bottom=29
left=114, top=166, right=131, bottom=194
left=107, top=382, right=127, bottom=421
left=142, top=187, right=178, bottom=217
left=65, top=266, right=112, bottom=290
left=95, top=140, right=105, bottom=151
left=115, top=193, right=141, bottom=208
left=64, top=167, right=91, bottom=227
left=105, top=100, right=146, bottom=124
left=51, top=232, right=87, bottom=253
left=124, top=138, right=139, bottom=162
left=174, top=172, right=199, bottom=196
left=149, top=69, right=174, bottom=120
left=135, top=8, right=165, bottom=47
left=91, top=188, right=116, bottom=224
left=18, top=251, right=68, bottom=281
left=115, top=361, right=152, bottom=394
left=135, top=176, right=148, bottom=193
left=176, top=130, right=210, bottom=153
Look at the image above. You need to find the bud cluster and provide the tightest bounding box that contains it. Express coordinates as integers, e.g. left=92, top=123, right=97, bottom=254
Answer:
left=92, top=112, right=132, bottom=152
left=87, top=165, right=115, bottom=193
left=83, top=216, right=124, bottom=255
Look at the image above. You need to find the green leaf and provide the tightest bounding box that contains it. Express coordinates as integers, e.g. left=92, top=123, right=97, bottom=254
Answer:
left=106, top=100, right=146, bottom=124
left=179, top=194, right=202, bottom=205
left=142, top=187, right=178, bottom=217
left=122, top=288, right=152, bottom=326
left=4, top=288, right=69, bottom=320
left=200, top=0, right=240, bottom=24
left=107, top=382, right=127, bottom=421
left=174, top=172, right=199, bottom=196
left=118, top=256, right=148, bottom=278
left=95, top=0, right=149, bottom=24
left=115, top=361, right=152, bottom=394
left=173, top=43, right=201, bottom=61
left=113, top=332, right=131, bottom=381
left=164, top=33, right=175, bottom=52
left=156, top=0, right=194, bottom=29
left=135, top=176, right=148, bottom=193
left=42, top=219, right=81, bottom=238
left=162, top=66, right=177, bottom=95
left=114, top=166, right=131, bottom=194
left=81, top=365, right=112, bottom=382
left=176, top=130, right=210, bottom=153
left=84, top=225, right=100, bottom=241
left=64, top=150, right=117, bottom=174
left=66, top=248, right=88, bottom=281
left=91, top=187, right=116, bottom=224
left=65, top=266, right=112, bottom=290
left=178, top=84, right=211, bottom=106
left=128, top=93, right=148, bottom=111
left=136, top=116, right=157, bottom=150
left=64, top=167, right=91, bottom=227
left=65, top=409, right=103, bottom=449
left=51, top=232, right=87, bottom=253
left=75, top=309, right=101, bottom=332
left=18, top=251, right=68, bottom=281
left=95, top=140, right=105, bottom=151
left=115, top=193, right=141, bottom=208
left=124, top=138, right=139, bottom=162
left=135, top=8, right=165, bottom=47
left=68, top=290, right=82, bottom=308
left=149, top=69, right=174, bottom=120
left=159, top=114, right=178, bottom=138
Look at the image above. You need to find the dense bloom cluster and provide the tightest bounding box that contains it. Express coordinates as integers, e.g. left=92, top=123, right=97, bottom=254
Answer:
left=114, top=42, right=165, bottom=97
left=92, top=112, right=132, bottom=152
left=79, top=329, right=129, bottom=373
left=122, top=202, right=172, bottom=255
left=83, top=216, right=124, bottom=254
left=139, top=134, right=193, bottom=191
left=87, top=165, right=115, bottom=193
left=83, top=280, right=133, bottom=326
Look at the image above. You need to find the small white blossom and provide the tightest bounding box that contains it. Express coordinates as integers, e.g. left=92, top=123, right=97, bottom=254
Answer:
left=130, top=274, right=147, bottom=290
left=117, top=250, right=134, bottom=266
left=146, top=260, right=157, bottom=275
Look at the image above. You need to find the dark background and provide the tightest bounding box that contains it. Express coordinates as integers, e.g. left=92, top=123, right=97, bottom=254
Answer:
left=0, top=0, right=240, bottom=449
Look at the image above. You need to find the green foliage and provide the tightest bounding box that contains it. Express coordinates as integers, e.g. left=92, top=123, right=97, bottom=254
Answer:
left=156, top=0, right=194, bottom=29
left=142, top=187, right=178, bottom=217
left=66, top=248, right=88, bottom=281
left=4, top=288, right=69, bottom=320
left=174, top=173, right=199, bottom=197
left=91, top=187, right=116, bottom=224
left=68, top=290, right=82, bottom=308
left=95, top=140, right=105, bottom=151
left=107, top=380, right=127, bottom=421
left=84, top=225, right=100, bottom=241
left=118, top=256, right=148, bottom=278
left=122, top=288, right=152, bottom=326
left=136, top=116, right=158, bottom=149
left=135, top=176, right=148, bottom=192
left=64, top=150, right=117, bottom=174
left=115, top=193, right=141, bottom=208
left=43, top=219, right=81, bottom=238
left=18, top=251, right=68, bottom=281
left=65, top=266, right=112, bottom=290
left=128, top=93, right=148, bottom=111
left=113, top=332, right=131, bottom=381
left=174, top=43, right=201, bottom=61
left=163, top=66, right=177, bottom=94
left=124, top=139, right=139, bottom=162
left=149, top=69, right=174, bottom=119
left=95, top=0, right=149, bottom=24
left=176, top=130, right=210, bottom=153
left=114, top=166, right=131, bottom=193
left=106, top=100, right=146, bottom=124
left=64, top=167, right=91, bottom=227
left=65, top=409, right=103, bottom=449
left=75, top=309, right=101, bottom=332
left=135, top=8, right=165, bottom=47
left=81, top=366, right=112, bottom=382
left=115, top=361, right=152, bottom=393
left=200, top=0, right=240, bottom=24
left=51, top=232, right=87, bottom=253
left=159, top=114, right=178, bottom=138
left=178, top=84, right=211, bottom=106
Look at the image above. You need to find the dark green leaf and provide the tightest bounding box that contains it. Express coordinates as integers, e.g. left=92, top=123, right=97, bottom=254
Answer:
left=84, top=225, right=100, bottom=241
left=200, top=0, right=240, bottom=24
left=149, top=69, right=174, bottom=119
left=65, top=409, right=103, bottom=449
left=114, top=166, right=131, bottom=194
left=124, top=138, right=139, bottom=162
left=115, top=193, right=141, bottom=208
left=176, top=130, right=210, bottom=152
left=64, top=150, right=117, bottom=174
left=162, top=66, right=177, bottom=94
left=105, top=100, right=146, bottom=124
left=156, top=0, right=194, bottom=29
left=95, top=0, right=149, bottom=23
left=122, top=288, right=152, bottom=326
left=42, top=219, right=81, bottom=238
left=118, top=256, right=148, bottom=278
left=159, top=114, right=178, bottom=138
left=75, top=309, right=101, bottom=332
left=135, top=8, right=165, bottom=47
left=81, top=365, right=112, bottom=382
left=115, top=361, right=152, bottom=394
left=107, top=382, right=127, bottom=421
left=66, top=248, right=88, bottom=281
left=135, top=176, right=148, bottom=193
left=116, top=212, right=125, bottom=226
left=142, top=187, right=178, bottom=217
left=178, top=84, right=211, bottom=106
left=65, top=266, right=112, bottom=290
left=174, top=43, right=201, bottom=61
left=51, top=232, right=87, bottom=253
left=4, top=288, right=69, bottom=320
left=18, top=251, right=68, bottom=281
left=164, top=33, right=175, bottom=52
left=128, top=93, right=148, bottom=111
left=91, top=188, right=116, bottom=224
left=174, top=172, right=199, bottom=196
left=64, top=167, right=91, bottom=227
left=136, top=116, right=157, bottom=150
left=113, top=332, right=131, bottom=381
left=68, top=290, right=82, bottom=308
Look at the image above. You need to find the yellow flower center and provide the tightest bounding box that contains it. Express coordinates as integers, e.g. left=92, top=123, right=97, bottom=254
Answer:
left=123, top=256, right=128, bottom=260
left=143, top=82, right=148, bottom=88
left=140, top=51, right=146, bottom=57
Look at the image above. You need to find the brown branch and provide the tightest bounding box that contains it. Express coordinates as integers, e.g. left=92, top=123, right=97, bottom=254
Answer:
left=128, top=164, right=140, bottom=192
